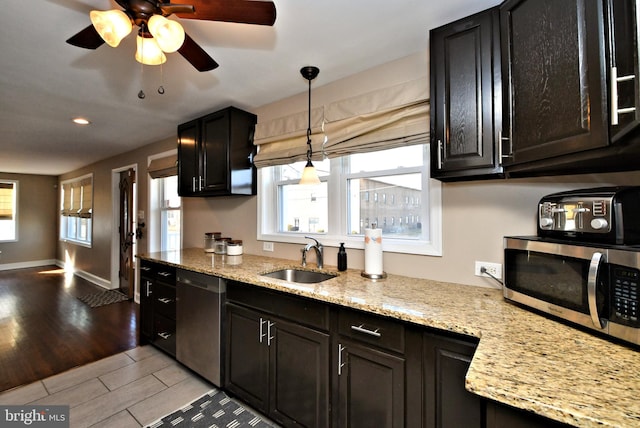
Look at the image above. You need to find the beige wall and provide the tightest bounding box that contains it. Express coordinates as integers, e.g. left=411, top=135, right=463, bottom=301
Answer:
left=0, top=173, right=58, bottom=267
left=57, top=136, right=176, bottom=284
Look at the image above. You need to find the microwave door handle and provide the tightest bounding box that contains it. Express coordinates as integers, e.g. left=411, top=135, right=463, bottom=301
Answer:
left=587, top=251, right=607, bottom=329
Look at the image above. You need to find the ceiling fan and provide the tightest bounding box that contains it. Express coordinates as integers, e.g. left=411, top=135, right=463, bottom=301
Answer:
left=66, top=0, right=277, bottom=71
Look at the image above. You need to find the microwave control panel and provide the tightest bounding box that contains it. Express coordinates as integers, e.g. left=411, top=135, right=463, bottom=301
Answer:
left=610, top=266, right=640, bottom=326
left=538, top=196, right=613, bottom=234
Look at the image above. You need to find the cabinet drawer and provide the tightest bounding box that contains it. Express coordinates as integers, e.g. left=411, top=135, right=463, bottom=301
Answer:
left=338, top=309, right=405, bottom=353
left=153, top=314, right=176, bottom=356
left=140, top=260, right=176, bottom=283
left=154, top=282, right=176, bottom=319
left=227, top=282, right=329, bottom=331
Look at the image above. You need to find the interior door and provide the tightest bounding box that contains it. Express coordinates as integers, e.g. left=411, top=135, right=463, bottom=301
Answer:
left=119, top=169, right=135, bottom=298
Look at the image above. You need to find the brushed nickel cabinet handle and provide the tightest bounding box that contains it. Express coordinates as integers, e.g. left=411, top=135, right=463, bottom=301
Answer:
left=351, top=324, right=381, bottom=337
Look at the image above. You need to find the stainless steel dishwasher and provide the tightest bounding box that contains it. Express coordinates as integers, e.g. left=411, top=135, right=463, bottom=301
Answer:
left=176, top=269, right=226, bottom=386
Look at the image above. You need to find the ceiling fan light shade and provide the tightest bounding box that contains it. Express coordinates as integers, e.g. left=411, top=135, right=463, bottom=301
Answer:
left=89, top=10, right=132, bottom=48
left=148, top=15, right=185, bottom=53
left=135, top=35, right=167, bottom=65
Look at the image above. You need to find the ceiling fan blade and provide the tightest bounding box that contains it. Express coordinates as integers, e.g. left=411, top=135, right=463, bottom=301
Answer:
left=178, top=34, right=219, bottom=71
left=66, top=25, right=105, bottom=49
left=160, top=3, right=195, bottom=15
left=174, top=0, right=276, bottom=26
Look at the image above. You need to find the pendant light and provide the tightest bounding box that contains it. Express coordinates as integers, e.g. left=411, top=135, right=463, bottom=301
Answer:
left=299, top=66, right=321, bottom=185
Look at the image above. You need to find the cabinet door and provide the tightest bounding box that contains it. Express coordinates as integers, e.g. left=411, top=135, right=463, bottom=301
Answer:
left=430, top=7, right=503, bottom=180
left=177, top=119, right=200, bottom=196
left=608, top=0, right=640, bottom=142
left=501, top=0, right=608, bottom=165
left=200, top=109, right=230, bottom=194
left=486, top=401, right=572, bottom=428
left=269, top=318, right=330, bottom=428
left=225, top=303, right=270, bottom=413
left=139, top=275, right=154, bottom=342
left=423, top=333, right=482, bottom=428
left=336, top=339, right=405, bottom=428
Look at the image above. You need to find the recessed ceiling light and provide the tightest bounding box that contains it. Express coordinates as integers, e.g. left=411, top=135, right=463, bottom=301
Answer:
left=72, top=117, right=91, bottom=125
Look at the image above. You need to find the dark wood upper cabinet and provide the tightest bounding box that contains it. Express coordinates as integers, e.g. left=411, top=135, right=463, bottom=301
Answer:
left=430, top=7, right=503, bottom=181
left=178, top=106, right=257, bottom=197
left=431, top=0, right=640, bottom=181
left=500, top=0, right=609, bottom=167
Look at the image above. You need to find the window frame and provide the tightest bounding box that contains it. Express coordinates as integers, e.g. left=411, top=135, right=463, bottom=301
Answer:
left=59, top=174, right=93, bottom=247
left=257, top=145, right=442, bottom=256
left=0, top=180, right=18, bottom=243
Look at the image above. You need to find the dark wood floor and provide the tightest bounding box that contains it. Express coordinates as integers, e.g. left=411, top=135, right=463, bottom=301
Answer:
left=0, top=265, right=139, bottom=393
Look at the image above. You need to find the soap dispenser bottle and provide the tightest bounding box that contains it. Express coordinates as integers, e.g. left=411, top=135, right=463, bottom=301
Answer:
left=337, top=243, right=347, bottom=271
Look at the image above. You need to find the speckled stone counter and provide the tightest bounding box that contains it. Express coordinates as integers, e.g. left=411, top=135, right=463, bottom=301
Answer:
left=140, top=248, right=640, bottom=428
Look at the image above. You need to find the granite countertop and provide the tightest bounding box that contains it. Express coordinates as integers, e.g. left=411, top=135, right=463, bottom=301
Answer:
left=140, top=248, right=640, bottom=428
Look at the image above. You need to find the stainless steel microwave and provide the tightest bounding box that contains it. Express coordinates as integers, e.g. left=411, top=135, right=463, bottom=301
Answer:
left=504, top=236, right=640, bottom=346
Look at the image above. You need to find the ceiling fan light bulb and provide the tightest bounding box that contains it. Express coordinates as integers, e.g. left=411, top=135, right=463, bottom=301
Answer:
left=90, top=9, right=132, bottom=48
left=148, top=15, right=185, bottom=53
left=135, top=35, right=167, bottom=65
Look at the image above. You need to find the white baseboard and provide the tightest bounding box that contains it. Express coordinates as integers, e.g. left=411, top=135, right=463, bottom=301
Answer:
left=54, top=259, right=114, bottom=290
left=0, top=259, right=58, bottom=271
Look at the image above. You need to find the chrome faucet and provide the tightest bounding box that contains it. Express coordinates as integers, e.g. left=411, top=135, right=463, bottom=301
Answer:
left=301, top=236, right=323, bottom=269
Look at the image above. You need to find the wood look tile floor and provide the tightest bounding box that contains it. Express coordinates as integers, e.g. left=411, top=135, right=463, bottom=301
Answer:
left=0, top=345, right=213, bottom=427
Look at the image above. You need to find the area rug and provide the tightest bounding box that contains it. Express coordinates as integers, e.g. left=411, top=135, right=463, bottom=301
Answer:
left=77, top=290, right=129, bottom=308
left=147, top=389, right=280, bottom=428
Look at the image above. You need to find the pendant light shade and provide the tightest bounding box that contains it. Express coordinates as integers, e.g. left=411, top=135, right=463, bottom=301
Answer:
left=148, top=15, right=185, bottom=53
left=136, top=34, right=167, bottom=65
left=90, top=9, right=132, bottom=48
left=298, top=66, right=321, bottom=185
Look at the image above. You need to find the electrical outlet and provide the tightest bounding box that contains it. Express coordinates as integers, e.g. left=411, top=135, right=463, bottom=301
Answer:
left=263, top=241, right=274, bottom=252
left=475, top=261, right=502, bottom=279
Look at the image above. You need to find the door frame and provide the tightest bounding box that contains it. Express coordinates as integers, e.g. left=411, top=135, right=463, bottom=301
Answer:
left=111, top=163, right=138, bottom=297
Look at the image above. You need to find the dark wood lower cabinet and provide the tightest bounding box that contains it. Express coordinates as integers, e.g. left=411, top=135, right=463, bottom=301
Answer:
left=423, top=331, right=483, bottom=428
left=222, top=281, right=576, bottom=428
left=225, top=302, right=330, bottom=428
left=335, top=339, right=405, bottom=428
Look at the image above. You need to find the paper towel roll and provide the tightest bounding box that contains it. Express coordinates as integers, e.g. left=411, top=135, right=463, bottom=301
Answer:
left=364, top=228, right=383, bottom=275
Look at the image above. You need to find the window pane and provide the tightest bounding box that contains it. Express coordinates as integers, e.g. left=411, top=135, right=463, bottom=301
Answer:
left=162, top=209, right=181, bottom=251
left=162, top=176, right=180, bottom=208
left=349, top=145, right=423, bottom=172
left=278, top=182, right=328, bottom=233
left=0, top=181, right=16, bottom=241
left=347, top=173, right=422, bottom=239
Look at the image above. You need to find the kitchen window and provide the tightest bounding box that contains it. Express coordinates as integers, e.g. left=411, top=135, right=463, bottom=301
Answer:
left=258, top=144, right=442, bottom=255
left=60, top=174, right=93, bottom=246
left=0, top=180, right=18, bottom=242
left=158, top=175, right=181, bottom=251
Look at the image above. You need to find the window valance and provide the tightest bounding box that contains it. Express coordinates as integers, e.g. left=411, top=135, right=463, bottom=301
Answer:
left=323, top=78, right=429, bottom=157
left=148, top=154, right=178, bottom=178
left=61, top=175, right=92, bottom=218
left=253, top=107, right=325, bottom=168
left=252, top=78, right=429, bottom=167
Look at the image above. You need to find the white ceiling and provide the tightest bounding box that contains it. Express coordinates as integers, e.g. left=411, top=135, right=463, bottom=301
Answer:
left=0, top=0, right=499, bottom=176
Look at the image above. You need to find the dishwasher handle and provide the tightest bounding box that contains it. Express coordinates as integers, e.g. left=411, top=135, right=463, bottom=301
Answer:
left=176, top=270, right=226, bottom=293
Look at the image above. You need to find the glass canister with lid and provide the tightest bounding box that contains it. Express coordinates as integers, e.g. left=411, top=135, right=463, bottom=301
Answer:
left=204, top=232, right=221, bottom=252
left=214, top=237, right=231, bottom=254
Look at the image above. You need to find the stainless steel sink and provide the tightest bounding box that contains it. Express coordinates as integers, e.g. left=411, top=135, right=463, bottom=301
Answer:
left=261, top=268, right=336, bottom=284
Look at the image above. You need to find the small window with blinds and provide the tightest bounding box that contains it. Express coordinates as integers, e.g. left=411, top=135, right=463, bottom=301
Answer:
left=60, top=174, right=93, bottom=246
left=0, top=180, right=18, bottom=242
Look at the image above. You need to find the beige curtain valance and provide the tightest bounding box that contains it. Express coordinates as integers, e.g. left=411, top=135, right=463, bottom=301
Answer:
left=252, top=78, right=429, bottom=167
left=148, top=154, right=178, bottom=178
left=0, top=182, right=15, bottom=220
left=323, top=78, right=429, bottom=157
left=253, top=107, right=324, bottom=168
left=61, top=176, right=92, bottom=218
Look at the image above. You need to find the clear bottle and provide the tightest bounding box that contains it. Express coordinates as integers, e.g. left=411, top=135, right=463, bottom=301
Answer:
left=337, top=243, right=347, bottom=271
